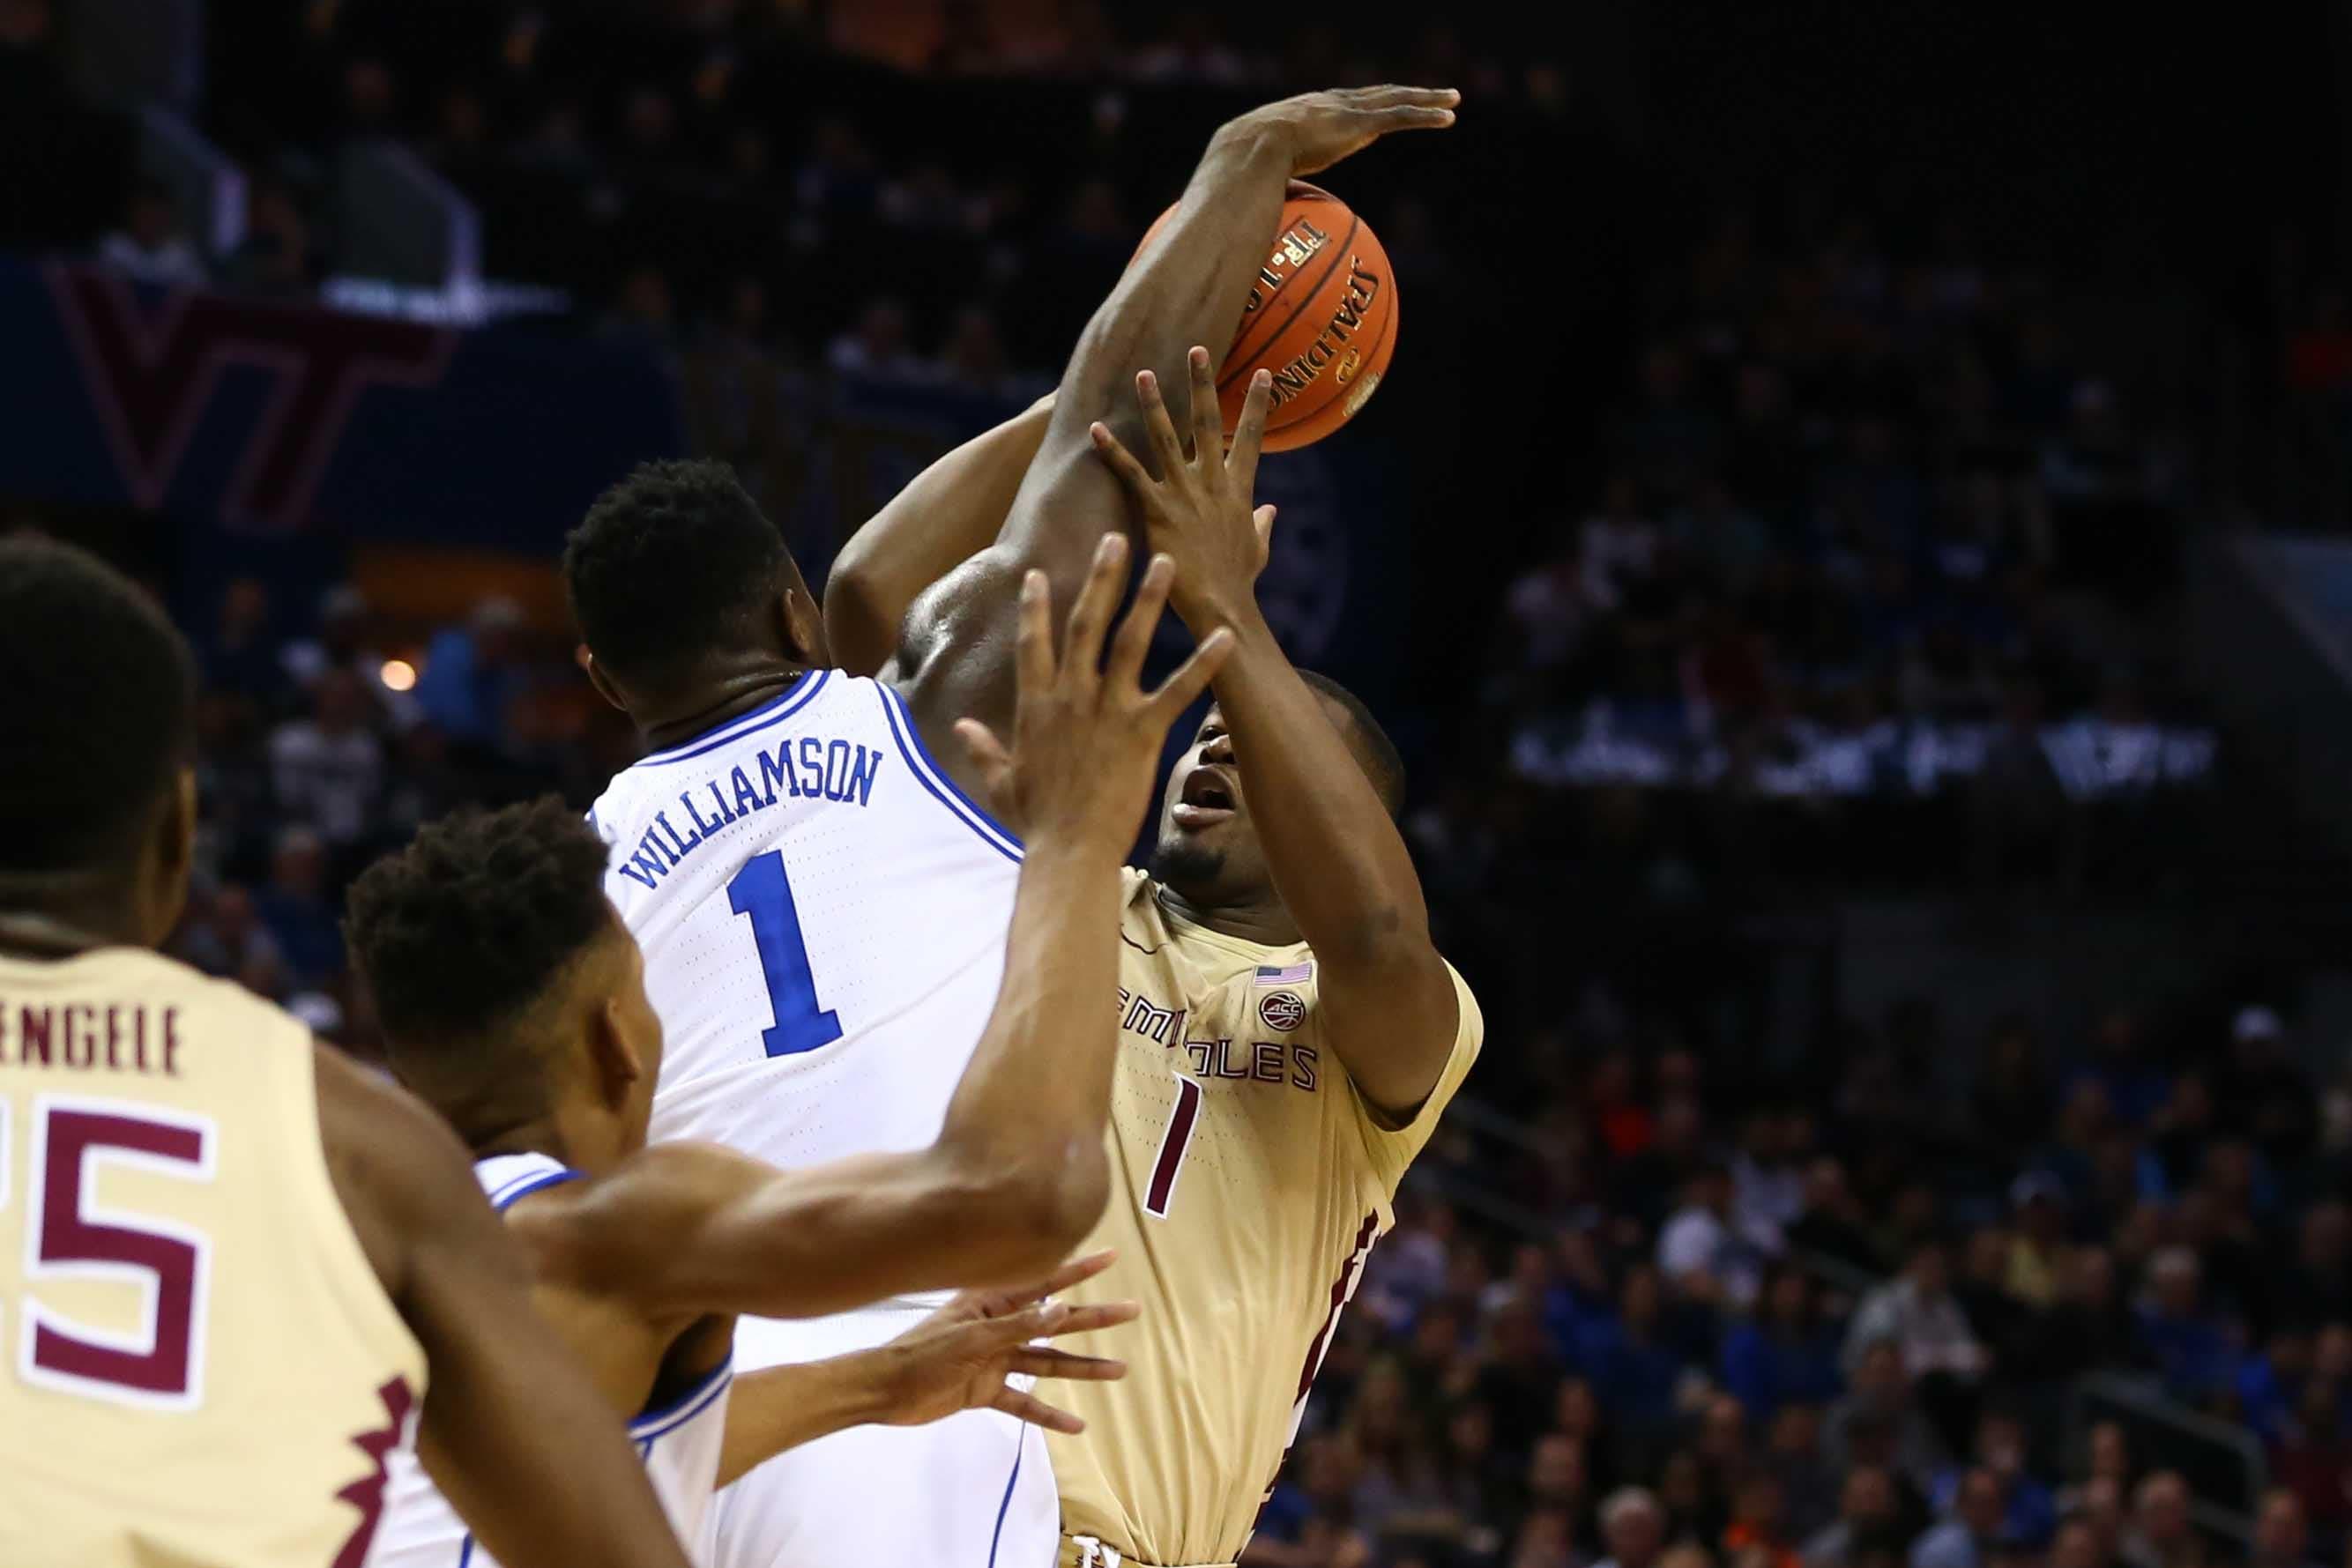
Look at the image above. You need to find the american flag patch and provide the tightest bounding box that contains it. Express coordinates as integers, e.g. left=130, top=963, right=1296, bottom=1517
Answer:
left=1253, top=962, right=1313, bottom=986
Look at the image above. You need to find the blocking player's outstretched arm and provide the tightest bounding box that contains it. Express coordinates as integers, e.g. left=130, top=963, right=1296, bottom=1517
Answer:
left=711, top=1252, right=1135, bottom=1484
left=316, top=1046, right=693, bottom=1568
left=825, top=396, right=1053, bottom=677
left=893, top=87, right=1456, bottom=769
left=1093, top=356, right=1462, bottom=1118
left=519, top=540, right=1232, bottom=1311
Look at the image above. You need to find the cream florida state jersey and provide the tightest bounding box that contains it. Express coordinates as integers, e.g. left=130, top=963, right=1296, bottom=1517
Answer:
left=0, top=947, right=425, bottom=1568
left=589, top=670, right=1055, bottom=1564
left=1046, top=871, right=1482, bottom=1567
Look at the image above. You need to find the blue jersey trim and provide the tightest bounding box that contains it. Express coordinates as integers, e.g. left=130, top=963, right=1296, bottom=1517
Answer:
left=632, top=670, right=831, bottom=767
left=630, top=1356, right=733, bottom=1440
left=875, top=684, right=1023, bottom=864
left=458, top=1535, right=475, bottom=1568
left=985, top=1427, right=1026, bottom=1568
left=488, top=1168, right=582, bottom=1213
left=483, top=1160, right=568, bottom=1207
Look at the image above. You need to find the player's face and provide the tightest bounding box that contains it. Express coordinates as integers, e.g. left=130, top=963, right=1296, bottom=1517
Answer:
left=1150, top=704, right=1273, bottom=903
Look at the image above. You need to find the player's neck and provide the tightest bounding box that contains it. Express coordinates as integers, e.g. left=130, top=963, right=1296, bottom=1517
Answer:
left=637, top=663, right=811, bottom=754
left=472, top=1115, right=570, bottom=1166
left=0, top=884, right=150, bottom=958
left=473, top=1102, right=632, bottom=1176
left=1155, top=883, right=1300, bottom=947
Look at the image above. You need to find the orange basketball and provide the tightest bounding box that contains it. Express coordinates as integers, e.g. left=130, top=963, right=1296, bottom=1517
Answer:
left=1138, top=182, right=1398, bottom=452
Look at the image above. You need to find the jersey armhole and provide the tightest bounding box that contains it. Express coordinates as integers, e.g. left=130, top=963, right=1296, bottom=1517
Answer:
left=1350, top=962, right=1485, bottom=1184
left=872, top=681, right=1024, bottom=863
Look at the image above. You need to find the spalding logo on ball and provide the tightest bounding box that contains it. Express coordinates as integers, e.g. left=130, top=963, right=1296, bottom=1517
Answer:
left=1137, top=182, right=1397, bottom=452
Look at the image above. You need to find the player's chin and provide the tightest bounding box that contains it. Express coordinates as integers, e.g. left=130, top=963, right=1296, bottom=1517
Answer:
left=1150, top=829, right=1228, bottom=890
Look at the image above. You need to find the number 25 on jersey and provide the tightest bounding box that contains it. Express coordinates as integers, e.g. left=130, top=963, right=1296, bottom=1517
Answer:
left=4, top=1094, right=215, bottom=1409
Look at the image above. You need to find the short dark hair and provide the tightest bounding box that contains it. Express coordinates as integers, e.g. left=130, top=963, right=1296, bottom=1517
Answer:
left=345, top=797, right=614, bottom=1069
left=563, top=458, right=786, bottom=692
left=0, top=536, right=196, bottom=874
left=1297, top=669, right=1406, bottom=815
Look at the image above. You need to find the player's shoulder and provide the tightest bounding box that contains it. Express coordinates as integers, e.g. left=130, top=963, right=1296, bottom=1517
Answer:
left=525, top=1139, right=760, bottom=1223
left=311, top=1043, right=491, bottom=1301
left=1117, top=867, right=1180, bottom=947
left=74, top=944, right=323, bottom=1068
left=499, top=1140, right=757, bottom=1292
left=316, top=1045, right=475, bottom=1201
left=70, top=940, right=289, bottom=1012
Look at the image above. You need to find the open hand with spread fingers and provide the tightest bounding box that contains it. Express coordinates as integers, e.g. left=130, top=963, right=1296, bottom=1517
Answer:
left=1088, top=346, right=1278, bottom=635
left=875, top=1250, right=1138, bottom=1435
left=952, top=532, right=1234, bottom=851
left=1216, top=85, right=1461, bottom=177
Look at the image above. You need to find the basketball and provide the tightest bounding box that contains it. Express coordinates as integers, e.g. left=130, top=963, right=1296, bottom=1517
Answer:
left=1138, top=182, right=1398, bottom=452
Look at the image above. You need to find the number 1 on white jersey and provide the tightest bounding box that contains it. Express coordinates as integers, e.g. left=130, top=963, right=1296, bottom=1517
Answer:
left=726, top=851, right=842, bottom=1058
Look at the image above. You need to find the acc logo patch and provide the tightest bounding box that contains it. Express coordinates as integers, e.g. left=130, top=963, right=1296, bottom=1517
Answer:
left=1259, top=992, right=1306, bottom=1032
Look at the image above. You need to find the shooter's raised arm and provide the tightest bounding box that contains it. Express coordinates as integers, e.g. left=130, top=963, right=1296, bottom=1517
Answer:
left=887, top=87, right=1455, bottom=777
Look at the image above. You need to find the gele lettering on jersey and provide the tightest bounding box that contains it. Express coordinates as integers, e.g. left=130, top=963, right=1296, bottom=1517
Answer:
left=0, top=1001, right=182, bottom=1075
left=0, top=947, right=426, bottom=1568
left=614, top=732, right=887, bottom=889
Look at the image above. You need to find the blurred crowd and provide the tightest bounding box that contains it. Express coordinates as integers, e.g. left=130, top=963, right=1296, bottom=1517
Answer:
left=63, top=1, right=1573, bottom=384
left=17, top=5, right=2352, bottom=1568
left=1275, top=998, right=2352, bottom=1568
left=170, top=577, right=628, bottom=1039
left=1464, top=208, right=2215, bottom=896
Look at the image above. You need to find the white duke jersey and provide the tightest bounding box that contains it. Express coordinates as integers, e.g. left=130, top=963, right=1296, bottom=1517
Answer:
left=589, top=672, right=1053, bottom=1567
left=369, top=1153, right=733, bottom=1568
left=587, top=672, right=1022, bottom=1177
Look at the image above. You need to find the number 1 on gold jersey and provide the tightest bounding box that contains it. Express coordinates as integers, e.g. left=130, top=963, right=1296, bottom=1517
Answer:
left=1143, top=1074, right=1203, bottom=1218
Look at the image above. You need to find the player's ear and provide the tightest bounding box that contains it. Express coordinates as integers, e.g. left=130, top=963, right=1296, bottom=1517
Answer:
left=588, top=992, right=646, bottom=1113
left=139, top=768, right=198, bottom=947
left=777, top=584, right=832, bottom=672
left=581, top=650, right=629, bottom=713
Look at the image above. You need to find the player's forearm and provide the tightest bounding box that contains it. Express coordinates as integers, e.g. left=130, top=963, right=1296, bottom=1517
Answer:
left=1216, top=611, right=1433, bottom=964
left=1209, top=611, right=1455, bottom=1110
left=894, top=125, right=1287, bottom=754
left=996, top=128, right=1289, bottom=586
left=1057, top=126, right=1284, bottom=450
left=934, top=830, right=1126, bottom=1238
left=714, top=1358, right=895, bottom=1486
left=825, top=398, right=1054, bottom=676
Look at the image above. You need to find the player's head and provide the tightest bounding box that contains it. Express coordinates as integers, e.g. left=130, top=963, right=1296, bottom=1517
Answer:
left=346, top=798, right=663, bottom=1169
left=563, top=457, right=829, bottom=726
left=1150, top=670, right=1404, bottom=908
left=0, top=535, right=198, bottom=947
